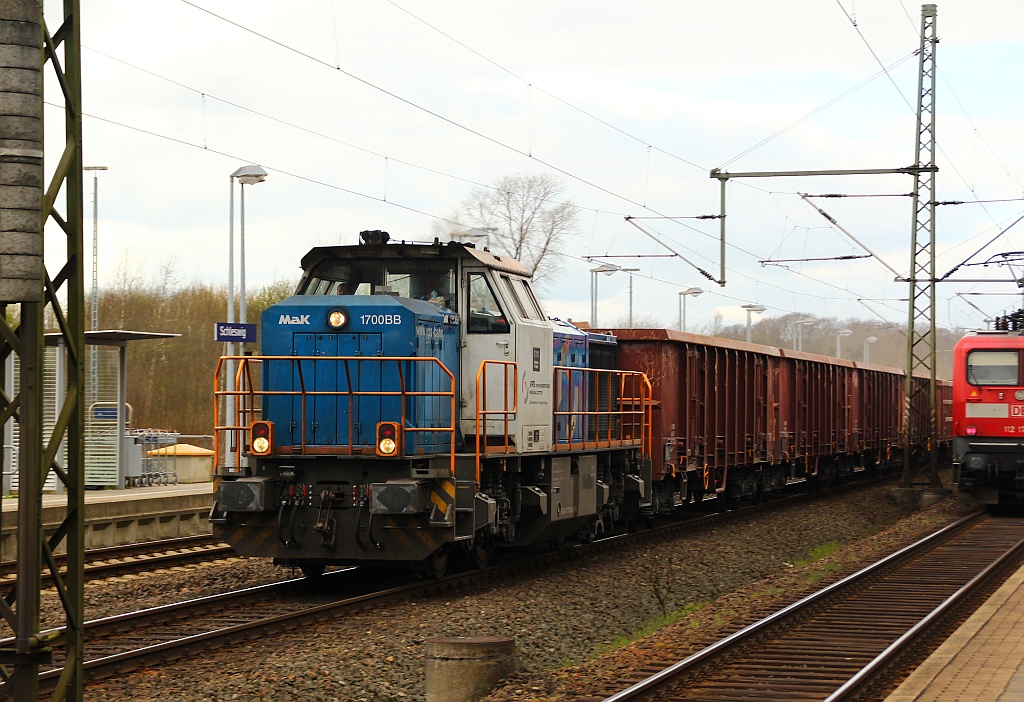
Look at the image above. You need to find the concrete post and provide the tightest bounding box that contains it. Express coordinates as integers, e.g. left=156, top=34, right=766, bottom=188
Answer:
left=425, top=636, right=519, bottom=702
left=0, top=0, right=44, bottom=304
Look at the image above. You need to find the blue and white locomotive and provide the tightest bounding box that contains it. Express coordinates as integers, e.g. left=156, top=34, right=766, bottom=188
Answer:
left=211, top=231, right=652, bottom=577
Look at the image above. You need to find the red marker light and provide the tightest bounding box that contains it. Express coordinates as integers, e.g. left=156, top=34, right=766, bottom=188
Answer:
left=966, top=426, right=977, bottom=436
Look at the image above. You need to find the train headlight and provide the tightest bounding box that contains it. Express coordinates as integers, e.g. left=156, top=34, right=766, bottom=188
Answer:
left=376, top=422, right=401, bottom=456
left=965, top=454, right=987, bottom=470
left=966, top=425, right=977, bottom=436
left=328, top=309, right=347, bottom=329
left=250, top=421, right=274, bottom=456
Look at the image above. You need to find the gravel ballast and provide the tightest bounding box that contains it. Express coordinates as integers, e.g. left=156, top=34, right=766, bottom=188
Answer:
left=73, top=479, right=975, bottom=702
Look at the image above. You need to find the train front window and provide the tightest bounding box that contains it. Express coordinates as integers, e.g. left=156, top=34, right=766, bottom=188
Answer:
left=966, top=350, right=1020, bottom=386
left=303, top=261, right=455, bottom=306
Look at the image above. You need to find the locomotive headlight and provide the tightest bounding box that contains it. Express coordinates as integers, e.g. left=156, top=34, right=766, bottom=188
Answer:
left=250, top=421, right=274, bottom=456
left=966, top=425, right=977, bottom=436
left=376, top=422, right=401, bottom=456
left=1016, top=390, right=1024, bottom=401
left=328, top=310, right=347, bottom=329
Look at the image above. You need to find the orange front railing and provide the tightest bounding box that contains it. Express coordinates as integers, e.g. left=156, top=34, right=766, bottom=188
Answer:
left=213, top=354, right=457, bottom=475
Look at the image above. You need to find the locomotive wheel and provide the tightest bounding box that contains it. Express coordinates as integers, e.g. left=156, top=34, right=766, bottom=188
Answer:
left=470, top=539, right=493, bottom=569
left=421, top=548, right=449, bottom=580
left=299, top=561, right=326, bottom=578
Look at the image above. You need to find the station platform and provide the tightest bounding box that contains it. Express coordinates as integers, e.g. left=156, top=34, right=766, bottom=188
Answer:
left=885, top=560, right=1024, bottom=701
left=1, top=482, right=215, bottom=561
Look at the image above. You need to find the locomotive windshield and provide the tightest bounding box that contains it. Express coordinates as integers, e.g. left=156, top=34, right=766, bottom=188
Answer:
left=303, top=260, right=456, bottom=310
left=966, top=349, right=1020, bottom=386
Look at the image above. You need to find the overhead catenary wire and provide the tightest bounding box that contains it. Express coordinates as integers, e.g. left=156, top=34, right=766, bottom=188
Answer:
left=83, top=3, right=1017, bottom=330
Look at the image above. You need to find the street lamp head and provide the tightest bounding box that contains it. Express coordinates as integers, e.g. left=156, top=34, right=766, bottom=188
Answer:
left=838, top=328, right=853, bottom=337
left=866, top=336, right=878, bottom=344
left=590, top=263, right=620, bottom=275
left=232, top=164, right=268, bottom=185
left=742, top=304, right=766, bottom=314
left=681, top=287, right=704, bottom=297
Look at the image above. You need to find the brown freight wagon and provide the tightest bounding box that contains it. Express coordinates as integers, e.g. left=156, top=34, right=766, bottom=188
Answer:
left=610, top=329, right=950, bottom=513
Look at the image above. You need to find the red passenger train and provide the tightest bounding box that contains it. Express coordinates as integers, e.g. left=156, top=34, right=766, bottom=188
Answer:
left=952, top=327, right=1024, bottom=505
left=609, top=329, right=952, bottom=513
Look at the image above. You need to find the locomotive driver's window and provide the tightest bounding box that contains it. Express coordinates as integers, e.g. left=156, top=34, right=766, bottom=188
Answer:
left=966, top=350, right=1020, bottom=386
left=467, top=273, right=509, bottom=334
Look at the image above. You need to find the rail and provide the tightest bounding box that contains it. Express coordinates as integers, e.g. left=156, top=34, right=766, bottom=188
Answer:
left=213, top=355, right=458, bottom=475
left=602, top=511, right=1024, bottom=702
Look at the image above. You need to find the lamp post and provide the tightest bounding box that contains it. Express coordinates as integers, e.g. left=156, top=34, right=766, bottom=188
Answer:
left=835, top=328, right=853, bottom=358
left=83, top=166, right=107, bottom=404
left=226, top=165, right=267, bottom=467
left=742, top=304, right=766, bottom=342
left=794, top=318, right=814, bottom=352
left=678, top=287, right=703, bottom=332
left=589, top=263, right=619, bottom=327
left=231, top=165, right=268, bottom=329
left=622, top=268, right=640, bottom=327
left=863, top=335, right=877, bottom=363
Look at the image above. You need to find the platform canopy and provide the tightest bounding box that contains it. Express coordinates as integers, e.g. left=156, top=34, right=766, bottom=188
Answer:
left=44, top=329, right=180, bottom=347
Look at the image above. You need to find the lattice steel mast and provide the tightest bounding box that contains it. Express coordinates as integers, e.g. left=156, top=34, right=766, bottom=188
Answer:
left=902, top=4, right=941, bottom=489
left=0, top=1, right=86, bottom=700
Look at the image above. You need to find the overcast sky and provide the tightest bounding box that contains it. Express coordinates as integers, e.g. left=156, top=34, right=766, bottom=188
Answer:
left=43, top=0, right=1024, bottom=332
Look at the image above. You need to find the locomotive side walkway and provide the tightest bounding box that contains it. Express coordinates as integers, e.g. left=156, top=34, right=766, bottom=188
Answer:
left=1, top=482, right=214, bottom=561
left=885, top=560, right=1024, bottom=702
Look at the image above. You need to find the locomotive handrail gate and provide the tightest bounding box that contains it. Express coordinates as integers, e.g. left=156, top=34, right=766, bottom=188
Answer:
left=214, top=354, right=458, bottom=473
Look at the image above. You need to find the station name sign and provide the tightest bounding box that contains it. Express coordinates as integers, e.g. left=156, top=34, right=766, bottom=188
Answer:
left=214, top=322, right=257, bottom=343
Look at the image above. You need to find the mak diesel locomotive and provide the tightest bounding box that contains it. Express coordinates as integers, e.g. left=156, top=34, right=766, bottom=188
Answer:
left=210, top=231, right=952, bottom=577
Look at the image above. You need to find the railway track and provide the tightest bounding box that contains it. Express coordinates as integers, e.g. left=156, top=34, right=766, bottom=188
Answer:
left=0, top=535, right=234, bottom=587
left=0, top=471, right=911, bottom=697
left=596, top=511, right=1024, bottom=702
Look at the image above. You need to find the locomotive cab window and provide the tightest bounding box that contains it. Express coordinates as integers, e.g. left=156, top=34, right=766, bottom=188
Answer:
left=966, top=350, right=1020, bottom=386
left=303, top=260, right=456, bottom=309
left=467, top=273, right=509, bottom=333
left=500, top=274, right=545, bottom=321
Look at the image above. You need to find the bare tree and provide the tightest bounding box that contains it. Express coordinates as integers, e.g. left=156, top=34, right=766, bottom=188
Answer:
left=454, top=173, right=578, bottom=285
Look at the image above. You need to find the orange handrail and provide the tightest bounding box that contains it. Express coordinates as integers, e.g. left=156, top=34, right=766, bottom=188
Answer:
left=551, top=366, right=652, bottom=455
left=474, top=359, right=518, bottom=483
left=213, top=354, right=458, bottom=476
